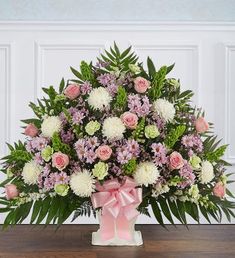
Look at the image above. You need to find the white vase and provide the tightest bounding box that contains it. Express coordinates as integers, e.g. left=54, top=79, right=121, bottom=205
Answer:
left=92, top=213, right=143, bottom=246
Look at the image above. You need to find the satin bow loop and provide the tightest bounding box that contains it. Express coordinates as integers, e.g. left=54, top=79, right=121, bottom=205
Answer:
left=91, top=177, right=142, bottom=241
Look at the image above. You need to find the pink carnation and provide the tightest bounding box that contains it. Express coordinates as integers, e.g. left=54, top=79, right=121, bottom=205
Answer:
left=5, top=184, right=19, bottom=200
left=52, top=152, right=69, bottom=171
left=134, top=77, right=150, bottom=93
left=121, top=112, right=138, bottom=129
left=169, top=151, right=184, bottom=170
left=213, top=182, right=225, bottom=198
left=64, top=84, right=80, bottom=100
left=96, top=145, right=112, bottom=161
left=24, top=123, right=38, bottom=137
left=195, top=117, right=209, bottom=133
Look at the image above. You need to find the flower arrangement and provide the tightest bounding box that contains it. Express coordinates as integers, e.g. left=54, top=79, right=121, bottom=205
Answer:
left=0, top=43, right=234, bottom=231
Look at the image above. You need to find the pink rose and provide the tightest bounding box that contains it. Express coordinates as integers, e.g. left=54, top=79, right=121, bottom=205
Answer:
left=64, top=84, right=80, bottom=100
left=121, top=112, right=138, bottom=129
left=24, top=123, right=38, bottom=137
left=5, top=184, right=19, bottom=200
left=96, top=145, right=112, bottom=161
left=213, top=182, right=225, bottom=198
left=134, top=77, right=150, bottom=93
left=52, top=152, right=69, bottom=171
left=169, top=151, right=184, bottom=170
left=195, top=117, right=209, bottom=133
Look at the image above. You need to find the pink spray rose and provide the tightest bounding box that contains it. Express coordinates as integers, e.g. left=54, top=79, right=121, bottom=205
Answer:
left=195, top=117, right=209, bottom=133
left=52, top=152, right=69, bottom=171
left=96, top=145, right=112, bottom=161
left=64, top=84, right=80, bottom=100
left=24, top=123, right=38, bottom=137
left=5, top=184, right=19, bottom=200
left=134, top=77, right=150, bottom=93
left=121, top=112, right=138, bottom=129
left=169, top=151, right=184, bottom=170
left=213, top=182, right=225, bottom=198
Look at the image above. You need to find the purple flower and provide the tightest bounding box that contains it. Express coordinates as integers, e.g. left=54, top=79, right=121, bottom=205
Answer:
left=151, top=143, right=168, bottom=166
left=54, top=171, right=70, bottom=185
left=107, top=83, right=119, bottom=97
left=60, top=129, right=75, bottom=144
left=97, top=73, right=116, bottom=86
left=181, top=134, right=203, bottom=153
left=72, top=110, right=85, bottom=125
left=34, top=152, right=44, bottom=165
left=30, top=136, right=49, bottom=151
left=179, top=162, right=195, bottom=188
left=128, top=94, right=151, bottom=117
left=74, top=137, right=99, bottom=164
left=80, top=81, right=92, bottom=95
left=126, top=139, right=140, bottom=157
left=116, top=139, right=140, bottom=164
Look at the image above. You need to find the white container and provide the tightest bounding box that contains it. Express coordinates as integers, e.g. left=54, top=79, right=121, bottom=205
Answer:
left=92, top=214, right=143, bottom=246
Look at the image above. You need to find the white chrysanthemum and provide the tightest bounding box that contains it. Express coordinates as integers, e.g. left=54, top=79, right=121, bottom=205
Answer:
left=87, top=87, right=112, bottom=110
left=200, top=161, right=214, bottom=184
left=134, top=162, right=160, bottom=187
left=70, top=170, right=96, bottom=197
left=41, top=116, right=62, bottom=138
left=152, top=98, right=175, bottom=122
left=22, top=160, right=42, bottom=185
left=102, top=117, right=126, bottom=140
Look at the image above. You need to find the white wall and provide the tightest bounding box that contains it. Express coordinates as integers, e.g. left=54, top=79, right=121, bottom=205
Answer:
left=0, top=21, right=235, bottom=224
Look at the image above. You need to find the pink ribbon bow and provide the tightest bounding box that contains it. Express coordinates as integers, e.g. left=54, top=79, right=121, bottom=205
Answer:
left=91, top=177, right=142, bottom=241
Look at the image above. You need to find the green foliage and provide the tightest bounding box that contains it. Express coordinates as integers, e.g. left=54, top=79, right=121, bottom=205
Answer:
left=21, top=118, right=41, bottom=128
left=123, top=159, right=137, bottom=175
left=114, top=86, right=127, bottom=111
left=164, top=125, right=186, bottom=149
left=80, top=61, right=95, bottom=82
left=71, top=201, right=96, bottom=222
left=148, top=65, right=167, bottom=100
left=2, top=141, right=32, bottom=165
left=52, top=132, right=72, bottom=155
left=99, top=42, right=138, bottom=72
left=206, top=145, right=228, bottom=162
left=132, top=117, right=145, bottom=143
left=59, top=78, right=65, bottom=94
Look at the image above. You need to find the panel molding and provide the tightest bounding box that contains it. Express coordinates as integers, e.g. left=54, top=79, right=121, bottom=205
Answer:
left=0, top=43, right=13, bottom=156
left=34, top=41, right=104, bottom=100
left=224, top=43, right=235, bottom=164
left=1, top=21, right=235, bottom=32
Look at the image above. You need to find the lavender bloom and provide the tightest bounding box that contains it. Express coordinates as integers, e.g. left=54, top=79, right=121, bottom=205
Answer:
left=54, top=171, right=70, bottom=185
left=151, top=143, right=168, bottom=166
left=42, top=164, right=51, bottom=177
left=179, top=163, right=195, bottom=188
left=72, top=110, right=85, bottom=125
left=182, top=134, right=203, bottom=153
left=117, top=150, right=132, bottom=164
left=84, top=149, right=97, bottom=164
left=80, top=81, right=92, bottom=95
left=116, top=139, right=140, bottom=164
left=86, top=136, right=99, bottom=149
left=126, top=139, right=140, bottom=157
left=59, top=112, right=68, bottom=126
left=34, top=152, right=44, bottom=165
left=74, top=137, right=99, bottom=164
left=128, top=94, right=151, bottom=117
left=97, top=73, right=116, bottom=86
left=60, top=129, right=75, bottom=144
left=107, top=83, right=119, bottom=97
left=30, top=136, right=49, bottom=151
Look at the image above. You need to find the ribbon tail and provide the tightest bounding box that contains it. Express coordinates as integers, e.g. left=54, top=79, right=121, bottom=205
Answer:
left=100, top=213, right=115, bottom=241
left=116, top=214, right=132, bottom=241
